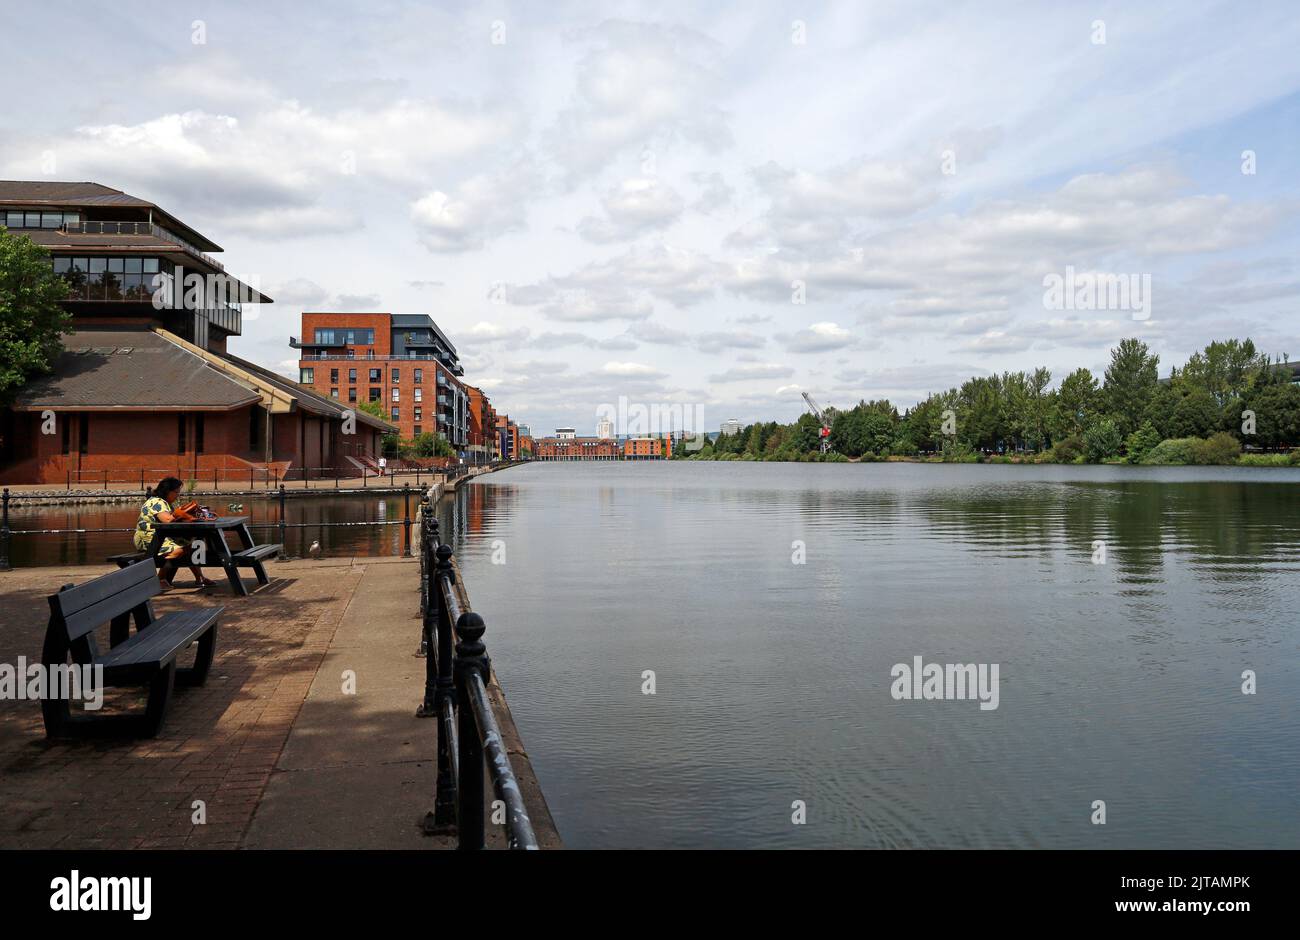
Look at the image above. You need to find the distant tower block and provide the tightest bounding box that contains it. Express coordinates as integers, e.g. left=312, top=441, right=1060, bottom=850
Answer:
left=596, top=416, right=613, bottom=439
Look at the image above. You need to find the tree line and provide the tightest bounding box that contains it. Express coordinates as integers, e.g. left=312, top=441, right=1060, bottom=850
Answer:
left=684, top=338, right=1300, bottom=465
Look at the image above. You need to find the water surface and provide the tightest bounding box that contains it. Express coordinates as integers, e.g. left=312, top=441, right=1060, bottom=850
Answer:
left=444, top=462, right=1300, bottom=849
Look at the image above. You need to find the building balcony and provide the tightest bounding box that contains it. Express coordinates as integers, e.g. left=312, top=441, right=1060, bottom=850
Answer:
left=60, top=220, right=226, bottom=271
left=293, top=349, right=449, bottom=361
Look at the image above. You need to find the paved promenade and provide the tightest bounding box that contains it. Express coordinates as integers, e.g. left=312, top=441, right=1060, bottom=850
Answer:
left=0, top=554, right=559, bottom=849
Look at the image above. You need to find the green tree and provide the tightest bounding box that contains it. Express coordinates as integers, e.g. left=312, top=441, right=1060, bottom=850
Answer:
left=1176, top=338, right=1268, bottom=401
left=1083, top=418, right=1123, bottom=462
left=356, top=398, right=388, bottom=422
left=1051, top=368, right=1100, bottom=439
left=0, top=228, right=71, bottom=402
left=1167, top=388, right=1220, bottom=438
left=1247, top=383, right=1300, bottom=448
left=1103, top=338, right=1159, bottom=436
left=1124, top=421, right=1161, bottom=464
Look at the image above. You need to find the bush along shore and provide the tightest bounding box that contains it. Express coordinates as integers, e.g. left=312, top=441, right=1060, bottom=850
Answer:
left=678, top=338, right=1300, bottom=467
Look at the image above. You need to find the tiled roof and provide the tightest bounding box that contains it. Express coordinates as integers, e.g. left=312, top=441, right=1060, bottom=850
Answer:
left=12, top=330, right=262, bottom=411
left=221, top=351, right=395, bottom=432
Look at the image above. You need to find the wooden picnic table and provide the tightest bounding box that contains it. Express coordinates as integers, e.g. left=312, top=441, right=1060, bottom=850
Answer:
left=146, top=515, right=279, bottom=597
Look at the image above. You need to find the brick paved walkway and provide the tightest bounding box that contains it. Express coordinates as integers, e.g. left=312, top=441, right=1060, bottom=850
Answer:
left=0, top=554, right=558, bottom=849
left=0, top=560, right=364, bottom=848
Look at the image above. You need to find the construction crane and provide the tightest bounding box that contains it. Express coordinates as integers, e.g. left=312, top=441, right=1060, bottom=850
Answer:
left=801, top=391, right=833, bottom=453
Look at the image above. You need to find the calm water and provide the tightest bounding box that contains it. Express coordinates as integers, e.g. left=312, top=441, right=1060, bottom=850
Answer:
left=5, top=492, right=418, bottom=566
left=444, top=462, right=1300, bottom=849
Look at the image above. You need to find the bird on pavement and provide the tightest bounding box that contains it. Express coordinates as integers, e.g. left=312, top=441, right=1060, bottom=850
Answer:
left=309, top=540, right=322, bottom=558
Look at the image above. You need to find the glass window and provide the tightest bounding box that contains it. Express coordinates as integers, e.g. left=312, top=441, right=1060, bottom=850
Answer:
left=348, top=388, right=357, bottom=402
left=124, top=258, right=142, bottom=274
left=369, top=369, right=381, bottom=382
left=348, top=368, right=356, bottom=382
left=52, top=257, right=71, bottom=274
left=391, top=407, right=400, bottom=420
left=301, top=368, right=314, bottom=384
left=330, top=388, right=339, bottom=399
left=369, top=388, right=380, bottom=401
left=414, top=368, right=422, bottom=383
left=107, top=258, right=124, bottom=273
left=25, top=212, right=41, bottom=227
left=414, top=425, right=422, bottom=435
left=5, top=211, right=22, bottom=228
left=391, top=388, right=400, bottom=402
left=414, top=388, right=422, bottom=402
left=41, top=212, right=62, bottom=229
left=330, top=369, right=339, bottom=383
left=391, top=368, right=400, bottom=382
left=143, top=258, right=159, bottom=273
left=64, top=211, right=81, bottom=226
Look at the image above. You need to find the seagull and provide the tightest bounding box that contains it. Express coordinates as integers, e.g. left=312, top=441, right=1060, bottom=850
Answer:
left=308, top=540, right=322, bottom=558
left=227, top=502, right=244, bottom=512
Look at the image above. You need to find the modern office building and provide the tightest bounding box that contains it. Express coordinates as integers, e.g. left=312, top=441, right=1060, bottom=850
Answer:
left=721, top=418, right=742, bottom=436
left=0, top=181, right=391, bottom=484
left=293, top=312, right=470, bottom=450
left=596, top=416, right=613, bottom=439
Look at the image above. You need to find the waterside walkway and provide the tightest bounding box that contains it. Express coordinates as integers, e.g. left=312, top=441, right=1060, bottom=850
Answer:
left=0, top=553, right=559, bottom=849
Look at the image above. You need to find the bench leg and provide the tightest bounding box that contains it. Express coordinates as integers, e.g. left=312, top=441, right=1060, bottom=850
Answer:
left=139, top=662, right=176, bottom=738
left=251, top=560, right=270, bottom=586
left=222, top=563, right=248, bottom=597
left=176, top=625, right=217, bottom=688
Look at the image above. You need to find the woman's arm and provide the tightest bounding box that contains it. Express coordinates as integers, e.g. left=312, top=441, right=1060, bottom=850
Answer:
left=156, top=510, right=176, bottom=523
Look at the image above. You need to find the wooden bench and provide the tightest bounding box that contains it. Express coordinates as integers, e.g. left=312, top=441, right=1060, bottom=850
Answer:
left=106, top=549, right=153, bottom=568
left=41, top=561, right=223, bottom=738
left=231, top=543, right=281, bottom=586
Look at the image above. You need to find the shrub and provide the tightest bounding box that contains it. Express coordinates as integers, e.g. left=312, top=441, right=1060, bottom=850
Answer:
left=1125, top=421, right=1161, bottom=464
left=1142, top=437, right=1198, bottom=465
left=1049, top=435, right=1085, bottom=463
left=1189, top=431, right=1241, bottom=465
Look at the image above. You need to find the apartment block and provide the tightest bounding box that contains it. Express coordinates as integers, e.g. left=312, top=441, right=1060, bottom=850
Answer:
left=293, top=312, right=470, bottom=450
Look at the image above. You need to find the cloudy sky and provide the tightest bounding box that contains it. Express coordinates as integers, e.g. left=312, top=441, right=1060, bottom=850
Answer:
left=3, top=1, right=1299, bottom=435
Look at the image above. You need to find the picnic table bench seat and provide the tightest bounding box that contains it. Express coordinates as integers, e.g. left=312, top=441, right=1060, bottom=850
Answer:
left=41, top=560, right=222, bottom=739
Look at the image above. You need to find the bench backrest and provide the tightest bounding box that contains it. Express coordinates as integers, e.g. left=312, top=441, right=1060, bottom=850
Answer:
left=48, top=560, right=160, bottom=640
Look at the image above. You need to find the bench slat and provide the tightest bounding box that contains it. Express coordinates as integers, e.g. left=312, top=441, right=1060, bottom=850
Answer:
left=96, top=608, right=224, bottom=671
left=232, top=544, right=280, bottom=559
left=53, top=562, right=159, bottom=639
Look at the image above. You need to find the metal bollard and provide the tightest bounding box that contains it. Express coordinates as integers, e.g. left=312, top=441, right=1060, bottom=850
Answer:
left=0, top=488, right=11, bottom=571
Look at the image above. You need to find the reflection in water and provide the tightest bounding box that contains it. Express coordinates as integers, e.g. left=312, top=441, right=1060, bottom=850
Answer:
left=447, top=462, right=1300, bottom=849
left=8, top=492, right=422, bottom=567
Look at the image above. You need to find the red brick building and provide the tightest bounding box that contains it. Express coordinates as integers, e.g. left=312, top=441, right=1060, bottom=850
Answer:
left=624, top=437, right=668, bottom=459
left=293, top=312, right=468, bottom=450
left=0, top=181, right=391, bottom=485
left=465, top=384, right=497, bottom=463
left=533, top=437, right=620, bottom=460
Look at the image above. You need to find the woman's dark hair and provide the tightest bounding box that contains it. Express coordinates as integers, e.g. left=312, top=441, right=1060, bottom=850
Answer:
left=151, top=476, right=184, bottom=499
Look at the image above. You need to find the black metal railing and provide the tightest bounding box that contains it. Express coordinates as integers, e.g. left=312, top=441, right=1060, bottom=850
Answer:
left=416, top=494, right=537, bottom=850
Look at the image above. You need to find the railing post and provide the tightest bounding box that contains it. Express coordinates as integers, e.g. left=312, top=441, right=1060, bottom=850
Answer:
left=454, top=606, right=490, bottom=850
left=0, top=488, right=12, bottom=572
left=278, top=483, right=286, bottom=548
left=422, top=539, right=459, bottom=833
left=103, top=469, right=108, bottom=491
left=403, top=484, right=412, bottom=557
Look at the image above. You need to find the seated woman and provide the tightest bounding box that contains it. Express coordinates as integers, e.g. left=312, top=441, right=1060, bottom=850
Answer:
left=134, top=476, right=216, bottom=590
